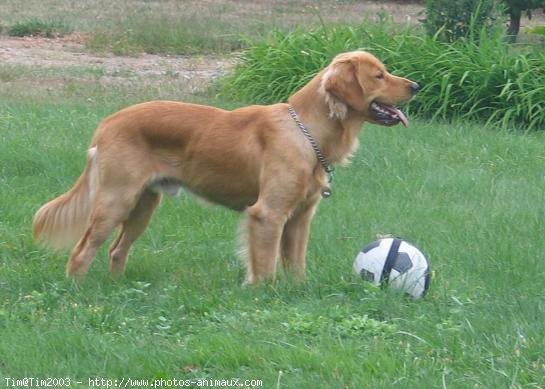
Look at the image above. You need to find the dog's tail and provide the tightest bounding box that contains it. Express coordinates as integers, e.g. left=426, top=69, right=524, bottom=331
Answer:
left=33, top=146, right=98, bottom=250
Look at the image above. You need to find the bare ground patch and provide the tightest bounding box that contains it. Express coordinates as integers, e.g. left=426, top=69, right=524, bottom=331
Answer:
left=0, top=35, right=236, bottom=100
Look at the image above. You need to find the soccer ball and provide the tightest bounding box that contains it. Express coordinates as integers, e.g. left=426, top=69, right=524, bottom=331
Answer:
left=353, top=238, right=431, bottom=298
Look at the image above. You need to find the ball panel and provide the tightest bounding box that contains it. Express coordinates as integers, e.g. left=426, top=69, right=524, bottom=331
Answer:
left=359, top=268, right=375, bottom=283
left=361, top=240, right=381, bottom=253
left=391, top=252, right=412, bottom=273
left=390, top=264, right=429, bottom=298
left=353, top=238, right=394, bottom=285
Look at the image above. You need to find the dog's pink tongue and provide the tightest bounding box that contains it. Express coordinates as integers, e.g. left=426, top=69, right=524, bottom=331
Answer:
left=393, top=107, right=409, bottom=127
left=381, top=104, right=409, bottom=127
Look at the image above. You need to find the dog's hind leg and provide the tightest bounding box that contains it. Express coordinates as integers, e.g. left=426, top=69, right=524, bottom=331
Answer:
left=65, top=187, right=142, bottom=277
left=108, top=189, right=161, bottom=275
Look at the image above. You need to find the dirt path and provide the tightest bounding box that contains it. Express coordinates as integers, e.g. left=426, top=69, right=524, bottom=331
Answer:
left=0, top=35, right=236, bottom=96
left=0, top=35, right=233, bottom=76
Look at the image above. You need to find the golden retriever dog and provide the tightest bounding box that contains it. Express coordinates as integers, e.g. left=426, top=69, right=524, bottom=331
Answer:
left=33, top=50, right=419, bottom=283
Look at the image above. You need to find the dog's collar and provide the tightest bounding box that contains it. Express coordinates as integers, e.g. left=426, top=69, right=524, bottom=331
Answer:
left=287, top=105, right=334, bottom=185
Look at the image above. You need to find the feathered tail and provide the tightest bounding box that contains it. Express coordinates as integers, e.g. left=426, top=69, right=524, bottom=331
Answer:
left=33, top=147, right=98, bottom=250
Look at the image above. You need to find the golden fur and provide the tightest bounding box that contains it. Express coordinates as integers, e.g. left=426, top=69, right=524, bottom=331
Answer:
left=33, top=51, right=418, bottom=283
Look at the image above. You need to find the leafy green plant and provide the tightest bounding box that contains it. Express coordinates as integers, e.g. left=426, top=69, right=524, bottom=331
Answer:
left=335, top=315, right=397, bottom=338
left=8, top=18, right=72, bottom=38
left=424, top=0, right=502, bottom=42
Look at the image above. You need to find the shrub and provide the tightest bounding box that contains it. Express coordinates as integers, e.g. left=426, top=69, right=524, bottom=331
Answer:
left=8, top=18, right=72, bottom=38
left=424, top=0, right=502, bottom=42
left=220, top=28, right=359, bottom=104
left=220, top=22, right=545, bottom=130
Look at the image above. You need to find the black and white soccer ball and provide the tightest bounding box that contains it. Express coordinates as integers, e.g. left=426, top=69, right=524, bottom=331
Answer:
left=353, top=238, right=431, bottom=298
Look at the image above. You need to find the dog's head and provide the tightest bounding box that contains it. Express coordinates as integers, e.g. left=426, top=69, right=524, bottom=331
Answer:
left=320, top=51, right=419, bottom=126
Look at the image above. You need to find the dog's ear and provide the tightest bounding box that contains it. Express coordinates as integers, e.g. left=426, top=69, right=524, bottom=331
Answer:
left=321, top=57, right=366, bottom=120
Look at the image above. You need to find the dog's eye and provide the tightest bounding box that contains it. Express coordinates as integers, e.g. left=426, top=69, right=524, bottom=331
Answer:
left=376, top=72, right=384, bottom=80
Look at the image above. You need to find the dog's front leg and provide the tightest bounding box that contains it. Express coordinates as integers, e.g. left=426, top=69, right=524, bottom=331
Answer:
left=243, top=202, right=289, bottom=284
left=280, top=197, right=320, bottom=280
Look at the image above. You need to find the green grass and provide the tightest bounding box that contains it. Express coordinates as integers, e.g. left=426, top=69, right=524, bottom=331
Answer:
left=86, top=16, right=247, bottom=56
left=2, top=1, right=545, bottom=385
left=8, top=18, right=72, bottom=38
left=528, top=25, right=545, bottom=35
left=1, top=93, right=545, bottom=387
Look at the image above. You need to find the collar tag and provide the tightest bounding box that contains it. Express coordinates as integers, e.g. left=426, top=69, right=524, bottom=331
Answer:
left=321, top=186, right=332, bottom=199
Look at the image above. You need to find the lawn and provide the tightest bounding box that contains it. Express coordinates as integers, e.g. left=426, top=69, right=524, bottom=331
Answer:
left=2, top=0, right=545, bottom=386
left=1, top=88, right=545, bottom=387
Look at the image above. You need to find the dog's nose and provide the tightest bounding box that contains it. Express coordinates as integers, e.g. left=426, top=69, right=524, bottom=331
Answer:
left=410, top=82, right=420, bottom=94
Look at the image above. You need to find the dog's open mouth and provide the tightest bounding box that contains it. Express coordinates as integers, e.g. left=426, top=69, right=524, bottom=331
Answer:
left=370, top=101, right=409, bottom=127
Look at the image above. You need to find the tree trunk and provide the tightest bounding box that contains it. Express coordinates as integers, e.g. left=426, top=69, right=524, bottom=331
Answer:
left=507, top=7, right=522, bottom=43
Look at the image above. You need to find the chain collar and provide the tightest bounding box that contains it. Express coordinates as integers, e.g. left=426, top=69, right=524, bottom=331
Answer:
left=287, top=105, right=334, bottom=183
